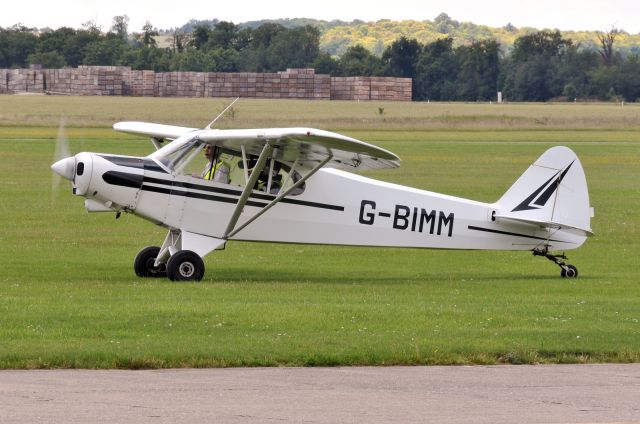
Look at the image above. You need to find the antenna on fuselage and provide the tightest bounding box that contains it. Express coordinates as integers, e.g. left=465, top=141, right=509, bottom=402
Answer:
left=205, top=97, right=240, bottom=130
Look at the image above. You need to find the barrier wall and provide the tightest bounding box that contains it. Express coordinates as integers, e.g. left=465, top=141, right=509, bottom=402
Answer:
left=0, top=67, right=411, bottom=101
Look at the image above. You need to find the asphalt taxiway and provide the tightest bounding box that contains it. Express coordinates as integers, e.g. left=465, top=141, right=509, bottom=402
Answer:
left=1, top=364, right=639, bottom=423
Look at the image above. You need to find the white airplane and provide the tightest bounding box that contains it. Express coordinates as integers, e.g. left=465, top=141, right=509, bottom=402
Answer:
left=51, top=119, right=593, bottom=281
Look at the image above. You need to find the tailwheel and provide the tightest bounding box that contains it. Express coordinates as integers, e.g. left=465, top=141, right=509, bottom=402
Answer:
left=533, top=248, right=579, bottom=278
left=167, top=250, right=205, bottom=281
left=134, top=246, right=167, bottom=278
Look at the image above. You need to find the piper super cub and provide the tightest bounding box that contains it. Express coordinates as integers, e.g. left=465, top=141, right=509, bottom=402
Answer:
left=51, top=114, right=593, bottom=281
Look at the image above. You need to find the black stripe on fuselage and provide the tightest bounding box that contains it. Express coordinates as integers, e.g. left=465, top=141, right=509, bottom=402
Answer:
left=142, top=175, right=344, bottom=211
left=102, top=171, right=144, bottom=188
left=467, top=225, right=568, bottom=243
left=103, top=171, right=344, bottom=212
left=141, top=184, right=267, bottom=207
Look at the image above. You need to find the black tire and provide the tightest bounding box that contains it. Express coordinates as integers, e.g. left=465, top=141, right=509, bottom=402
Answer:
left=134, top=246, right=167, bottom=278
left=166, top=250, right=205, bottom=281
left=565, top=265, right=578, bottom=278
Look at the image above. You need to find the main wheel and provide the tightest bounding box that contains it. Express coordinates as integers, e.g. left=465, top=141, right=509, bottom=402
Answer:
left=166, top=250, right=205, bottom=281
left=561, top=265, right=578, bottom=278
left=134, top=246, right=167, bottom=278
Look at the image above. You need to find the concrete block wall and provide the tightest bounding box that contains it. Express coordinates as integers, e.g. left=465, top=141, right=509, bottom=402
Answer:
left=370, top=77, right=412, bottom=101
left=331, top=76, right=413, bottom=101
left=44, top=66, right=152, bottom=96
left=0, top=69, right=45, bottom=93
left=331, top=76, right=371, bottom=101
left=155, top=72, right=206, bottom=97
left=123, top=70, right=155, bottom=96
left=0, top=66, right=411, bottom=101
left=44, top=68, right=73, bottom=93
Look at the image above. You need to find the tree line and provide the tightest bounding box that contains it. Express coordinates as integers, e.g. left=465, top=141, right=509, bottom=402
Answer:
left=1, top=18, right=639, bottom=102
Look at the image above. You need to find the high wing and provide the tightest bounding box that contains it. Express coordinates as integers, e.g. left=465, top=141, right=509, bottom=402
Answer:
left=196, top=127, right=400, bottom=171
left=114, top=121, right=199, bottom=141
left=116, top=123, right=400, bottom=171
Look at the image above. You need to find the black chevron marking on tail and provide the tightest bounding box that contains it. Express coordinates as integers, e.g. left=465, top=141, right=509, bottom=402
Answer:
left=511, top=161, right=574, bottom=212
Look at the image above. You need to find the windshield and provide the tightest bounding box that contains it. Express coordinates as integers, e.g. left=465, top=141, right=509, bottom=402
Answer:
left=155, top=137, right=204, bottom=173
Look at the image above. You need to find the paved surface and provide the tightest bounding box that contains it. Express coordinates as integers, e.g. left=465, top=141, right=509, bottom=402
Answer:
left=1, top=364, right=639, bottom=423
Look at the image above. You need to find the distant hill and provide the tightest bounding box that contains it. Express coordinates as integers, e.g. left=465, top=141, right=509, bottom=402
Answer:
left=318, top=15, right=640, bottom=57
left=163, top=15, right=640, bottom=57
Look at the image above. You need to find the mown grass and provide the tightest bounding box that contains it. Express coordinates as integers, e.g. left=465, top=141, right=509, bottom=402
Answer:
left=1, top=95, right=640, bottom=130
left=0, top=96, right=639, bottom=368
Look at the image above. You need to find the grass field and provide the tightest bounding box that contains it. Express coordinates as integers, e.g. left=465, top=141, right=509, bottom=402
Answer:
left=0, top=96, right=639, bottom=368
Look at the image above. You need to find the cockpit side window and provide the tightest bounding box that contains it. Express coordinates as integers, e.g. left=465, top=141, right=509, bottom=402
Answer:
left=155, top=140, right=305, bottom=195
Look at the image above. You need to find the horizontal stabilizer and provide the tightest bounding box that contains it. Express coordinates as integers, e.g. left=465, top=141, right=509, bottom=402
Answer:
left=493, top=214, right=594, bottom=237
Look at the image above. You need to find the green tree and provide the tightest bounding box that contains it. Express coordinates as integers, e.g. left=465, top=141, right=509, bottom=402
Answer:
left=511, top=57, right=552, bottom=101
left=617, top=55, right=640, bottom=102
left=37, top=27, right=76, bottom=57
left=509, top=30, right=571, bottom=63
left=207, top=21, right=239, bottom=50
left=37, top=27, right=89, bottom=67
left=455, top=39, right=500, bottom=101
left=172, top=29, right=187, bottom=53
left=414, top=38, right=458, bottom=100
left=381, top=36, right=421, bottom=78
left=552, top=46, right=600, bottom=100
left=593, top=55, right=640, bottom=102
left=139, top=21, right=158, bottom=48
left=502, top=30, right=574, bottom=101
left=27, top=51, right=66, bottom=68
left=0, top=25, right=38, bottom=68
left=65, top=27, right=103, bottom=66
left=122, top=46, right=172, bottom=71
left=266, top=25, right=320, bottom=71
left=110, top=15, right=129, bottom=40
left=189, top=24, right=211, bottom=50
left=433, top=13, right=459, bottom=34
left=83, top=36, right=128, bottom=66
left=171, top=50, right=217, bottom=72
left=596, top=26, right=621, bottom=67
left=208, top=48, right=240, bottom=72
left=240, top=23, right=286, bottom=71
left=312, top=51, right=340, bottom=75
left=338, top=45, right=381, bottom=76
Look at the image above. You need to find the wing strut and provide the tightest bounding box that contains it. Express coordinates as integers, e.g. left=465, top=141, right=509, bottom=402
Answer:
left=226, top=155, right=332, bottom=239
left=223, top=140, right=275, bottom=238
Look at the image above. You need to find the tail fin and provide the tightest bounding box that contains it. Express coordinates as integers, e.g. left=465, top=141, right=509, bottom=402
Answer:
left=495, top=146, right=593, bottom=237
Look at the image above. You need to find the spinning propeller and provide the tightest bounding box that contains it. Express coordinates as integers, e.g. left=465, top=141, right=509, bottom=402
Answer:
left=51, top=118, right=75, bottom=195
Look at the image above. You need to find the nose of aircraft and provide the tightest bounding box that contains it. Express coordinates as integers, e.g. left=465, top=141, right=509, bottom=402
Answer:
left=51, top=156, right=75, bottom=180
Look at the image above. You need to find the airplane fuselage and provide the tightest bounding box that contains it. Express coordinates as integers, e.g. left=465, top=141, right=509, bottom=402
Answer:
left=79, top=153, right=586, bottom=252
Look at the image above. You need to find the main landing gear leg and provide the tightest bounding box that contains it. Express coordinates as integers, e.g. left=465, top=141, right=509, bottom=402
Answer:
left=533, top=248, right=578, bottom=278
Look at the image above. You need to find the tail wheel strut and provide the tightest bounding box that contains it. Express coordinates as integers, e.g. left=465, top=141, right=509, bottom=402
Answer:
left=533, top=248, right=579, bottom=278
